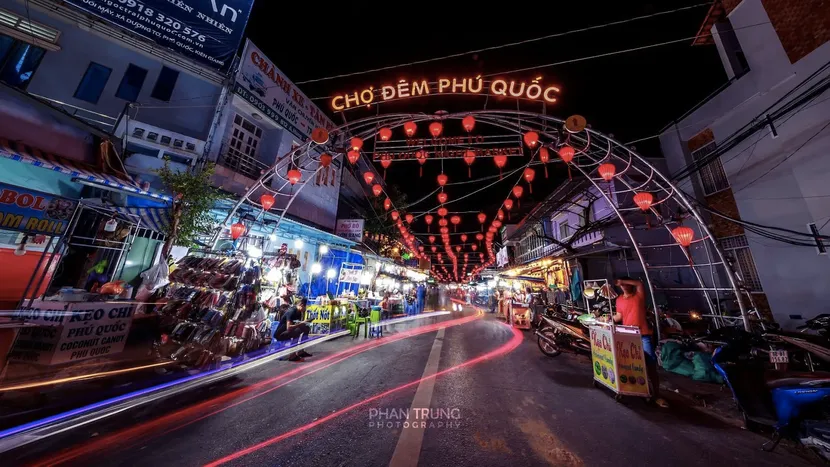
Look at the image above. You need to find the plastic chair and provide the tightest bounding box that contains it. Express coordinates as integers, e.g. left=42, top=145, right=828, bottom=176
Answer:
left=368, top=308, right=383, bottom=338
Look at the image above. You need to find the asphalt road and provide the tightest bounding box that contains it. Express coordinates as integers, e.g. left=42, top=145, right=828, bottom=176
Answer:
left=5, top=309, right=810, bottom=467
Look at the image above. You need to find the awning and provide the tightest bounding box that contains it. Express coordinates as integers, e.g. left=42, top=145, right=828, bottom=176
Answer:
left=113, top=206, right=170, bottom=234
left=0, top=138, right=172, bottom=202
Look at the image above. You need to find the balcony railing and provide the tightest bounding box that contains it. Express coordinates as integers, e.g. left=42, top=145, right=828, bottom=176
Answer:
left=217, top=148, right=270, bottom=181
left=514, top=229, right=604, bottom=264
left=28, top=93, right=118, bottom=131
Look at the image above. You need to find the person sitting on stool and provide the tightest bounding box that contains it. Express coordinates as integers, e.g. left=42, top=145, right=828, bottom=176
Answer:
left=274, top=298, right=312, bottom=362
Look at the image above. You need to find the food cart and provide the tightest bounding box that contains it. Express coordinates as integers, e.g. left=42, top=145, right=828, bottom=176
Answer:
left=588, top=321, right=651, bottom=400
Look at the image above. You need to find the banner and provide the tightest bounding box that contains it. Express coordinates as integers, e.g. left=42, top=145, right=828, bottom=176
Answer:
left=335, top=219, right=365, bottom=243
left=63, top=0, right=254, bottom=71
left=614, top=330, right=650, bottom=397
left=0, top=183, right=76, bottom=235
left=338, top=263, right=364, bottom=284
left=234, top=40, right=335, bottom=142
left=589, top=325, right=617, bottom=391
left=9, top=301, right=136, bottom=365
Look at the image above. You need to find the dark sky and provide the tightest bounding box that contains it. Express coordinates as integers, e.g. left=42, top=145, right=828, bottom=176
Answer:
left=244, top=1, right=726, bottom=256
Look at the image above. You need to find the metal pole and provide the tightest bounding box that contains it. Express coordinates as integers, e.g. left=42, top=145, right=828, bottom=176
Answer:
left=18, top=236, right=54, bottom=309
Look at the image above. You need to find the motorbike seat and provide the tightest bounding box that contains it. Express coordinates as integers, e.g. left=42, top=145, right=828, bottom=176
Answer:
left=765, top=371, right=830, bottom=389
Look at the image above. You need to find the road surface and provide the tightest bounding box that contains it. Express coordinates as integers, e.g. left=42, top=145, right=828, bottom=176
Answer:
left=4, top=310, right=810, bottom=466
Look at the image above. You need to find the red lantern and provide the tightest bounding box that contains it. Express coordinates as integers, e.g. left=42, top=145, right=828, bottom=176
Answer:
left=429, top=121, right=443, bottom=138
left=405, top=213, right=414, bottom=224
left=425, top=214, right=434, bottom=228
left=439, top=218, right=448, bottom=227
left=440, top=227, right=449, bottom=235
left=462, top=115, right=475, bottom=132
left=437, top=192, right=448, bottom=204
left=230, top=222, right=245, bottom=240
left=437, top=173, right=448, bottom=187
left=419, top=246, right=424, bottom=252
left=431, top=246, right=437, bottom=253
left=492, top=220, right=502, bottom=229
left=287, top=169, right=302, bottom=185
left=512, top=185, right=524, bottom=200
left=378, top=127, right=392, bottom=141
left=476, top=233, right=484, bottom=242
left=437, top=207, right=448, bottom=217
left=404, top=121, right=417, bottom=137
left=472, top=244, right=478, bottom=251
left=320, top=153, right=332, bottom=168
left=598, top=163, right=616, bottom=181
left=559, top=145, right=575, bottom=163
left=497, top=209, right=504, bottom=221
left=380, top=154, right=392, bottom=178
left=523, top=167, right=535, bottom=193
left=504, top=199, right=513, bottom=219
left=539, top=147, right=550, bottom=178
left=415, top=150, right=427, bottom=177
left=463, top=150, right=476, bottom=178
left=391, top=211, right=400, bottom=221
left=363, top=171, right=375, bottom=185
left=347, top=150, right=360, bottom=165
left=260, top=194, right=275, bottom=211
left=494, top=154, right=507, bottom=178
left=383, top=198, right=392, bottom=211
left=672, top=226, right=695, bottom=247
left=455, top=245, right=461, bottom=253
left=633, top=192, right=654, bottom=211
left=429, top=235, right=435, bottom=244
left=372, top=184, right=383, bottom=197
left=523, top=131, right=539, bottom=148
left=450, top=215, right=461, bottom=232
left=350, top=137, right=363, bottom=151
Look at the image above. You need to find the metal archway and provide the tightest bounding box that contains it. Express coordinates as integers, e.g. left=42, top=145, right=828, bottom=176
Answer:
left=214, top=110, right=749, bottom=332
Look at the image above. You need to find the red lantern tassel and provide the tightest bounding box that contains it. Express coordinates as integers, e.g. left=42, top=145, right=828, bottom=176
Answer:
left=468, top=167, right=472, bottom=178
left=567, top=165, right=572, bottom=180
left=384, top=168, right=388, bottom=179
left=544, top=165, right=549, bottom=178
left=685, top=246, right=694, bottom=266
left=645, top=212, right=651, bottom=229
left=529, top=183, right=533, bottom=194
left=499, top=168, right=503, bottom=180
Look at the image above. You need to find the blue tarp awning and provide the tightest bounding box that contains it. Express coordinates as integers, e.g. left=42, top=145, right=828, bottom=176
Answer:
left=0, top=138, right=172, bottom=202
left=113, top=206, right=170, bottom=233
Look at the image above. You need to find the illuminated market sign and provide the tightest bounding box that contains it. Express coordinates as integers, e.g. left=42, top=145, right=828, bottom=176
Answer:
left=331, top=77, right=561, bottom=110
left=0, top=183, right=76, bottom=235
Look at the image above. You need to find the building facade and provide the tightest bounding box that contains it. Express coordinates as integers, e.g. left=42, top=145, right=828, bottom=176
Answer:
left=659, top=0, right=830, bottom=328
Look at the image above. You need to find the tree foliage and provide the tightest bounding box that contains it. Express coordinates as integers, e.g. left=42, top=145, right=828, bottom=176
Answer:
left=157, top=162, right=221, bottom=256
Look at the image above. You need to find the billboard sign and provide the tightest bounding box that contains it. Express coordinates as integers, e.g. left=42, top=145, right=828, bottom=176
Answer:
left=234, top=40, right=336, bottom=143
left=63, top=0, right=254, bottom=71
left=0, top=183, right=76, bottom=235
left=335, top=219, right=364, bottom=243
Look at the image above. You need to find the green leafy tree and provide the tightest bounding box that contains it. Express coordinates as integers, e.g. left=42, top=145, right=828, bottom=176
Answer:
left=157, top=162, right=221, bottom=258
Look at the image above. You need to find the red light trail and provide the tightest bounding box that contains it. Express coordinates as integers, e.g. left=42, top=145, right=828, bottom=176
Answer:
left=203, top=323, right=523, bottom=467
left=35, top=314, right=481, bottom=467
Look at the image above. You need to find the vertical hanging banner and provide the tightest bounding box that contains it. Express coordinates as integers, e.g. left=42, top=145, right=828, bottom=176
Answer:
left=233, top=40, right=336, bottom=142
left=62, top=0, right=255, bottom=71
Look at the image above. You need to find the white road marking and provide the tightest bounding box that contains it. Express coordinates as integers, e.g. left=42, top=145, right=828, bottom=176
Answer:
left=389, top=327, right=445, bottom=467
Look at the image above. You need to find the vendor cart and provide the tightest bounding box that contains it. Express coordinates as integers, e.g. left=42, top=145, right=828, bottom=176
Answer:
left=510, top=303, right=532, bottom=330
left=588, top=322, right=651, bottom=400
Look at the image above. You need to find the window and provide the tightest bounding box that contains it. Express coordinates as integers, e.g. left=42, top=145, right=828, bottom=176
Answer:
left=691, top=141, right=730, bottom=195
left=721, top=235, right=763, bottom=291
left=558, top=222, right=571, bottom=240
left=150, top=66, right=179, bottom=101
left=74, top=62, right=112, bottom=104
left=220, top=114, right=263, bottom=179
left=116, top=64, right=148, bottom=102
left=714, top=19, right=750, bottom=79
left=0, top=34, right=46, bottom=90
left=0, top=8, right=61, bottom=46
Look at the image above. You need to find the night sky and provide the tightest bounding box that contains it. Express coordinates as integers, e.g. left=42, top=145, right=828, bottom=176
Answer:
left=244, top=1, right=726, bottom=243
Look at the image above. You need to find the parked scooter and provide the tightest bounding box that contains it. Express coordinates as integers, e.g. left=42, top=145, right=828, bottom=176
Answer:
left=535, top=303, right=606, bottom=357
left=710, top=329, right=830, bottom=460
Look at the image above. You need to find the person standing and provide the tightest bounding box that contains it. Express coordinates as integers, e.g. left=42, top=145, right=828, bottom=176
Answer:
left=612, top=277, right=668, bottom=408
left=274, top=298, right=312, bottom=362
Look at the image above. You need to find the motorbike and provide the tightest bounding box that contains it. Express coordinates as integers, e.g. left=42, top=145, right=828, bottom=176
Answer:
left=535, top=303, right=605, bottom=357
left=710, top=329, right=830, bottom=460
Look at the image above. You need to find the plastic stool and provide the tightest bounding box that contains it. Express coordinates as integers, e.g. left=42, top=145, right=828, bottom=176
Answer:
left=368, top=308, right=383, bottom=338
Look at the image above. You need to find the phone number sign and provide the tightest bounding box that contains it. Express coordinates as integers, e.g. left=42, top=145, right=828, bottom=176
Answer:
left=64, top=0, right=254, bottom=71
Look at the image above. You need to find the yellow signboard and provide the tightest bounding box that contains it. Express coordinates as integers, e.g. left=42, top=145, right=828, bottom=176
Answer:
left=590, top=326, right=617, bottom=391
left=614, top=330, right=651, bottom=397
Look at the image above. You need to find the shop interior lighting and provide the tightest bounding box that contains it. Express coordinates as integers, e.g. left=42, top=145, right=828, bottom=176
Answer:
left=319, top=244, right=329, bottom=254
left=487, top=279, right=497, bottom=287
left=269, top=233, right=277, bottom=241
left=247, top=245, right=263, bottom=259
left=294, top=239, right=304, bottom=249
left=310, top=263, right=322, bottom=275
left=266, top=268, right=282, bottom=283
left=326, top=268, right=336, bottom=279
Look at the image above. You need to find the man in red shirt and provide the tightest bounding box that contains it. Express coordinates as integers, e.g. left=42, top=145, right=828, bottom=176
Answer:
left=612, top=277, right=668, bottom=408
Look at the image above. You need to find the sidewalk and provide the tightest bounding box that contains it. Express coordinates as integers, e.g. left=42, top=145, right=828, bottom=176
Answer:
left=659, top=369, right=744, bottom=428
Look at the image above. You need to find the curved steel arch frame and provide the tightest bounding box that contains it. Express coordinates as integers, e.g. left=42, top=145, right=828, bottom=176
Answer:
left=215, top=111, right=749, bottom=332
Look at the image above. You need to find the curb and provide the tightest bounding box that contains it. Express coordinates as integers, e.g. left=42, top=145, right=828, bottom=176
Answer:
left=660, top=382, right=745, bottom=429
